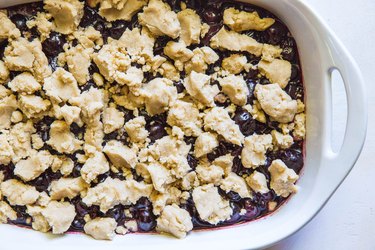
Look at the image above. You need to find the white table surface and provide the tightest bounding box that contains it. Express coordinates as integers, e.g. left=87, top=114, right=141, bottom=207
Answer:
left=268, top=0, right=375, bottom=249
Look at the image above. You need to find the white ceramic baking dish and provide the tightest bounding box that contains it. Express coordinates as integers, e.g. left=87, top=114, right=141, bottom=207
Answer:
left=0, top=0, right=367, bottom=249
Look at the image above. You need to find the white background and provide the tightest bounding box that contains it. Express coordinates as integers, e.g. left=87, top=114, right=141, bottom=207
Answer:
left=268, top=0, right=375, bottom=249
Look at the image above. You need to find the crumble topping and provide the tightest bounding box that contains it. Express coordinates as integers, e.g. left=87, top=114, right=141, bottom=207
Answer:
left=102, top=107, right=125, bottom=134
left=269, top=159, right=299, bottom=197
left=177, top=9, right=201, bottom=46
left=82, top=177, right=153, bottom=212
left=44, top=0, right=84, bottom=34
left=0, top=0, right=305, bottom=240
left=81, top=151, right=109, bottom=183
left=200, top=23, right=210, bottom=37
left=43, top=68, right=80, bottom=103
left=92, top=72, right=104, bottom=86
left=246, top=171, right=270, bottom=194
left=90, top=0, right=147, bottom=22
left=142, top=77, right=177, bottom=116
left=258, top=59, right=292, bottom=88
left=8, top=72, right=41, bottom=94
left=60, top=105, right=82, bottom=125
left=164, top=41, right=194, bottom=69
left=0, top=60, right=10, bottom=83
left=118, top=66, right=144, bottom=90
left=0, top=133, right=13, bottom=165
left=183, top=71, right=219, bottom=107
left=26, top=12, right=53, bottom=41
left=167, top=100, right=202, bottom=137
left=4, top=38, right=51, bottom=81
left=0, top=94, right=17, bottom=129
left=158, top=61, right=180, bottom=81
left=0, top=85, right=11, bottom=99
left=192, top=184, right=232, bottom=225
left=63, top=45, right=93, bottom=85
left=47, top=120, right=83, bottom=154
left=8, top=121, right=36, bottom=162
left=271, top=130, right=293, bottom=149
left=142, top=133, right=191, bottom=169
left=156, top=204, right=193, bottom=238
left=223, top=7, right=275, bottom=32
left=0, top=12, right=21, bottom=40
left=246, top=101, right=267, bottom=123
left=14, top=150, right=53, bottom=182
left=211, top=27, right=263, bottom=57
left=196, top=163, right=224, bottom=185
left=115, top=225, right=128, bottom=235
left=84, top=123, right=105, bottom=150
left=297, top=99, right=305, bottom=113
left=70, top=87, right=105, bottom=125
left=0, top=171, right=5, bottom=185
left=254, top=83, right=297, bottom=123
left=18, top=95, right=51, bottom=118
left=26, top=205, right=50, bottom=232
left=1, top=179, right=40, bottom=206
left=84, top=217, right=117, bottom=240
left=293, top=113, right=306, bottom=139
left=92, top=43, right=131, bottom=84
left=124, top=116, right=149, bottom=143
left=241, top=134, right=273, bottom=169
left=180, top=171, right=200, bottom=191
left=50, top=177, right=88, bottom=200
left=262, top=44, right=282, bottom=62
left=51, top=156, right=74, bottom=176
left=31, top=133, right=44, bottom=150
left=118, top=27, right=155, bottom=59
left=147, top=162, right=173, bottom=193
left=37, top=201, right=76, bottom=234
left=213, top=154, right=234, bottom=177
left=124, top=220, right=138, bottom=231
left=11, top=110, right=23, bottom=124
left=204, top=107, right=244, bottom=145
left=184, top=46, right=219, bottom=74
left=138, top=0, right=181, bottom=39
left=73, top=26, right=103, bottom=49
left=103, top=140, right=137, bottom=169
left=194, top=132, right=218, bottom=158
left=220, top=173, right=252, bottom=198
left=218, top=74, right=249, bottom=106
left=150, top=186, right=184, bottom=215
left=221, top=54, right=247, bottom=74
left=0, top=201, right=17, bottom=223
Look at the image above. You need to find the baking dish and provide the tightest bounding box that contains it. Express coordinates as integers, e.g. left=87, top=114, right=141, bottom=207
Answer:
left=0, top=0, right=367, bottom=249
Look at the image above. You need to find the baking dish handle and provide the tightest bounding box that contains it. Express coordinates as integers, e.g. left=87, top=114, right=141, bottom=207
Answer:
left=323, top=31, right=367, bottom=190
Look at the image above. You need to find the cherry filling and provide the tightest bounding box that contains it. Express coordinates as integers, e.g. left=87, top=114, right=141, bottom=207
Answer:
left=1, top=0, right=304, bottom=234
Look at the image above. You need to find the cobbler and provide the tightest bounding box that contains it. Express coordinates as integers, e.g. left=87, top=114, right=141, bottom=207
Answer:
left=0, top=0, right=305, bottom=240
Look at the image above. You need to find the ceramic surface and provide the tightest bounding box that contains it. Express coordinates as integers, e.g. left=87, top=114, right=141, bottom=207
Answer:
left=0, top=0, right=367, bottom=249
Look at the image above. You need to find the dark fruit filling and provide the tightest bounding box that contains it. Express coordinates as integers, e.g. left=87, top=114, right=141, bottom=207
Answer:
left=0, top=0, right=304, bottom=235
